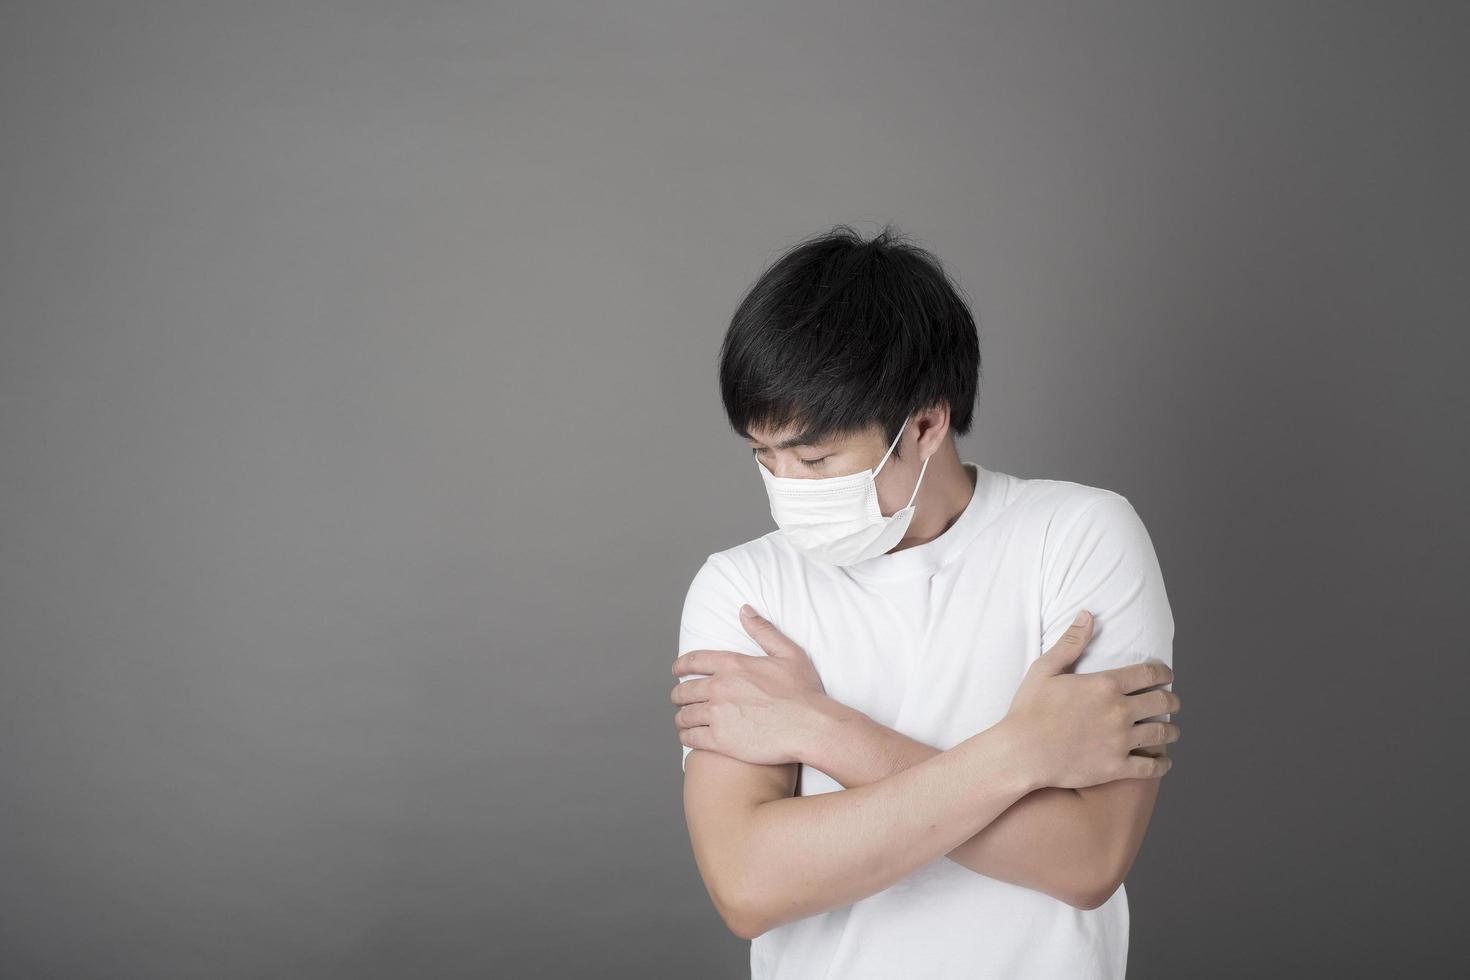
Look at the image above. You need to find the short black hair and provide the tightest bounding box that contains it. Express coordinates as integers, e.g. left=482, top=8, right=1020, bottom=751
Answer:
left=719, top=223, right=981, bottom=459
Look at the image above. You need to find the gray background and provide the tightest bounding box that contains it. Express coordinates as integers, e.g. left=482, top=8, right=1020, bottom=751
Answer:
left=2, top=1, right=1465, bottom=977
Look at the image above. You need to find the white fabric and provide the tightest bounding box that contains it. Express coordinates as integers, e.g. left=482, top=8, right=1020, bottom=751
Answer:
left=676, top=460, right=1175, bottom=980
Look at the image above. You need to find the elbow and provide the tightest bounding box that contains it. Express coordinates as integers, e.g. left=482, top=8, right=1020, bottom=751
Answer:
left=726, top=912, right=769, bottom=943
left=1066, top=856, right=1126, bottom=911
left=713, top=884, right=771, bottom=941
left=1067, top=876, right=1122, bottom=911
left=714, top=875, right=782, bottom=940
left=706, top=863, right=774, bottom=940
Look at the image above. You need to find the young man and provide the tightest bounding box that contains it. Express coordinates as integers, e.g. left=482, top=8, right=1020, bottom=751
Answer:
left=669, top=225, right=1180, bottom=979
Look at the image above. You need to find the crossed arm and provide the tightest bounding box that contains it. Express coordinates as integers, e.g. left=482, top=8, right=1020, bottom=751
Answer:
left=683, top=703, right=1164, bottom=940
left=803, top=701, right=1164, bottom=908
left=682, top=721, right=1047, bottom=941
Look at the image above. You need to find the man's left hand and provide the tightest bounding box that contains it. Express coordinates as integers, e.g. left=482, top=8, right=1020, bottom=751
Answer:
left=670, top=605, right=837, bottom=766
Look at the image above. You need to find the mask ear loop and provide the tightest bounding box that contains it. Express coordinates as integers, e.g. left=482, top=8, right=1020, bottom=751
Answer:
left=872, top=417, right=910, bottom=478
left=902, top=453, right=932, bottom=510
left=876, top=416, right=930, bottom=512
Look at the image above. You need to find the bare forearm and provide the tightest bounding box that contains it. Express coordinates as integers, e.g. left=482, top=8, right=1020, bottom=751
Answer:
left=732, top=722, right=1040, bottom=937
left=806, top=702, right=1111, bottom=903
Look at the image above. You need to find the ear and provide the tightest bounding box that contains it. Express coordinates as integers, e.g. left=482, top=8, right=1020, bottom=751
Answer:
left=912, top=401, right=951, bottom=457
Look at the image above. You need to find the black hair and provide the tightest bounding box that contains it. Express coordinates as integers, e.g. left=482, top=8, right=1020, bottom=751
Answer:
left=718, top=223, right=981, bottom=460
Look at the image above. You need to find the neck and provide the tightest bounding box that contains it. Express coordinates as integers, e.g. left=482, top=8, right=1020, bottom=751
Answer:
left=890, top=440, right=976, bottom=552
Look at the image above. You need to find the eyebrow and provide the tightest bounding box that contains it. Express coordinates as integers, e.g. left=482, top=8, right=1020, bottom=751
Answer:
left=741, top=428, right=828, bottom=450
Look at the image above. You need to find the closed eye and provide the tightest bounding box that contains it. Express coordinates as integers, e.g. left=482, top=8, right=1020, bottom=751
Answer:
left=748, top=446, right=829, bottom=467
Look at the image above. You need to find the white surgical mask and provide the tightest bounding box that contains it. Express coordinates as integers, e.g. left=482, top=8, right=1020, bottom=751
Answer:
left=757, top=416, right=931, bottom=566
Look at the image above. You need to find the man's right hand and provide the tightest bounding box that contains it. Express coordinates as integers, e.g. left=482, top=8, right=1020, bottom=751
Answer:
left=1000, top=609, right=1180, bottom=789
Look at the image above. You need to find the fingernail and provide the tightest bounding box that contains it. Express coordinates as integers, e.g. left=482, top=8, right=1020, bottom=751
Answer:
left=740, top=604, right=756, bottom=617
left=1073, top=610, right=1091, bottom=625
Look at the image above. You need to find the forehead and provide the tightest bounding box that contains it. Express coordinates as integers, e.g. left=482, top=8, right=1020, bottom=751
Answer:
left=743, top=421, right=872, bottom=449
left=742, top=420, right=825, bottom=448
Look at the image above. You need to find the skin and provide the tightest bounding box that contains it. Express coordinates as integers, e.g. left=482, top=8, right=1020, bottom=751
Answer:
left=672, top=403, right=1182, bottom=936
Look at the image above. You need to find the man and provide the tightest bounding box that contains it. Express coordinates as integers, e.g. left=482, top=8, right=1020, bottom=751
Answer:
left=670, top=224, right=1180, bottom=979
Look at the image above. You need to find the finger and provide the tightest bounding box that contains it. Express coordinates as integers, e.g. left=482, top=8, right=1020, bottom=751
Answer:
left=1037, top=610, right=1094, bottom=675
left=739, top=604, right=803, bottom=658
left=678, top=725, right=715, bottom=752
left=1128, top=722, right=1180, bottom=750
left=672, top=649, right=741, bottom=677
left=674, top=703, right=713, bottom=730
left=671, top=677, right=712, bottom=705
left=1126, top=752, right=1173, bottom=779
left=1126, top=688, right=1181, bottom=722
left=1108, top=659, right=1173, bottom=694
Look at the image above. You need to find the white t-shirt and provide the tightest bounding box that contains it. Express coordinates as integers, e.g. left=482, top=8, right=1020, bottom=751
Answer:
left=676, top=460, right=1174, bottom=980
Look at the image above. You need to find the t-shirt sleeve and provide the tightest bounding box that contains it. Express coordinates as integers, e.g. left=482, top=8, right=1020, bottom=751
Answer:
left=674, top=553, right=768, bottom=772
left=1039, top=494, right=1175, bottom=718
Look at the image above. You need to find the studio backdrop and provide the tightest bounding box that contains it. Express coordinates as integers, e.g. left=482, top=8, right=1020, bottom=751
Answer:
left=1, top=2, right=1464, bottom=978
